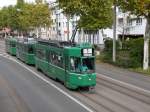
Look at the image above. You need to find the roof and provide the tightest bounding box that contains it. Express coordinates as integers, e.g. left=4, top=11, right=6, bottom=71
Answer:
left=38, top=39, right=93, bottom=49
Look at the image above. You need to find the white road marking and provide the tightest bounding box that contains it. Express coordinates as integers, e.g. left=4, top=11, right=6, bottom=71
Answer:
left=97, top=73, right=150, bottom=95
left=0, top=53, right=10, bottom=57
left=0, top=53, right=94, bottom=112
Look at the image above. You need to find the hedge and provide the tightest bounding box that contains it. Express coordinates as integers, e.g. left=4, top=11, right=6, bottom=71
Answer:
left=100, top=38, right=146, bottom=68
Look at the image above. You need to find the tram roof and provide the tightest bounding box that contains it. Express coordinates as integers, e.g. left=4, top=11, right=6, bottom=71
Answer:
left=6, top=38, right=17, bottom=44
left=17, top=37, right=36, bottom=44
left=37, top=39, right=93, bottom=49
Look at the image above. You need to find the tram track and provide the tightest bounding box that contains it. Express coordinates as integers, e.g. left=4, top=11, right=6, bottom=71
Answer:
left=72, top=88, right=135, bottom=112
left=71, top=75, right=150, bottom=112
left=72, top=91, right=111, bottom=112
left=79, top=92, right=114, bottom=112
left=94, top=91, right=134, bottom=112
left=78, top=91, right=134, bottom=112
left=96, top=76, right=150, bottom=105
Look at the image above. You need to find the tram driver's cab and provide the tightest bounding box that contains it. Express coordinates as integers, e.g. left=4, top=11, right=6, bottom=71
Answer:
left=70, top=49, right=95, bottom=73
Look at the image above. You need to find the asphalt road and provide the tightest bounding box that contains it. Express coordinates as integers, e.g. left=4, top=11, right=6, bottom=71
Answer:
left=96, top=63, right=150, bottom=91
left=0, top=55, right=90, bottom=112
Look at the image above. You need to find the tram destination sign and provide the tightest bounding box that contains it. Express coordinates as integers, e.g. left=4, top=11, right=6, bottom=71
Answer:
left=82, top=48, right=93, bottom=57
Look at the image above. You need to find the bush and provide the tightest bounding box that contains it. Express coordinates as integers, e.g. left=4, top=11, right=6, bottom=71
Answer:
left=128, top=38, right=144, bottom=68
left=100, top=38, right=146, bottom=68
left=101, top=38, right=121, bottom=63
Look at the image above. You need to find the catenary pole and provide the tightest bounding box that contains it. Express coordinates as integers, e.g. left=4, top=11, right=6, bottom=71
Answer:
left=113, top=0, right=117, bottom=62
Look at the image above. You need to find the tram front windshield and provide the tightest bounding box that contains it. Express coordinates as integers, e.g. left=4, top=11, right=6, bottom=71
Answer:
left=70, top=57, right=95, bottom=73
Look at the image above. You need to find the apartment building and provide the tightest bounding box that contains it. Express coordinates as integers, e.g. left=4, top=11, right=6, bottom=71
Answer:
left=116, top=9, right=146, bottom=39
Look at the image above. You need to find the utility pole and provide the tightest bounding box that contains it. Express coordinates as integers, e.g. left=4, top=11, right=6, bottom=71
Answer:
left=113, top=0, right=117, bottom=62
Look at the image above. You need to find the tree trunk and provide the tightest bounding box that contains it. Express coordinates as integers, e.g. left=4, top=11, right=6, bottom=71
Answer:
left=143, top=17, right=150, bottom=70
left=81, top=28, right=84, bottom=43
left=4, top=32, right=7, bottom=39
left=93, top=32, right=95, bottom=44
left=101, top=29, right=105, bottom=38
left=21, top=31, right=23, bottom=38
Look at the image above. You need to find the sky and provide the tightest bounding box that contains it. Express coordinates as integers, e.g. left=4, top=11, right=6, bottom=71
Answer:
left=0, top=0, right=54, bottom=8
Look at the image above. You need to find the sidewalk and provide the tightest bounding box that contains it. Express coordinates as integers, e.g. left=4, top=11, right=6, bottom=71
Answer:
left=96, top=62, right=150, bottom=91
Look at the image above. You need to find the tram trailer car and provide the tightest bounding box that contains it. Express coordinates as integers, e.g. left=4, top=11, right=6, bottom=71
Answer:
left=35, top=40, right=96, bottom=89
left=16, top=38, right=36, bottom=65
left=5, top=37, right=17, bottom=56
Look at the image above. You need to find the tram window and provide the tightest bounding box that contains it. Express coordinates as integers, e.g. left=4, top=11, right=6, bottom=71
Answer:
left=51, top=53, right=63, bottom=68
left=58, top=55, right=63, bottom=68
left=51, top=53, right=57, bottom=65
left=37, top=50, right=45, bottom=60
left=28, top=47, right=34, bottom=53
left=70, top=57, right=81, bottom=72
left=70, top=58, right=75, bottom=70
left=11, top=43, right=16, bottom=47
left=23, top=45, right=26, bottom=52
left=82, top=58, right=94, bottom=72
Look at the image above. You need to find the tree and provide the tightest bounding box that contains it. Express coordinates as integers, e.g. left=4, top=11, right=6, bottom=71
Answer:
left=31, top=2, right=52, bottom=37
left=57, top=0, right=113, bottom=29
left=17, top=3, right=34, bottom=33
left=0, top=6, right=18, bottom=31
left=32, top=2, right=51, bottom=28
left=0, top=7, right=9, bottom=28
left=0, top=1, right=52, bottom=37
left=17, top=0, right=25, bottom=8
left=118, top=0, right=150, bottom=70
left=17, top=2, right=52, bottom=36
left=35, top=0, right=43, bottom=4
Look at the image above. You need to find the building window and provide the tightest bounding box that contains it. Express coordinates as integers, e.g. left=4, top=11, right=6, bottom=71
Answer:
left=126, top=28, right=130, bottom=33
left=58, top=22, right=61, bottom=27
left=118, top=18, right=123, bottom=25
left=53, top=27, right=55, bottom=31
left=127, top=19, right=132, bottom=26
left=136, top=18, right=142, bottom=25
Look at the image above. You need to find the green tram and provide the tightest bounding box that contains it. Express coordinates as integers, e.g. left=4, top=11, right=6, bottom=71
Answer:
left=5, top=37, right=17, bottom=56
left=36, top=40, right=96, bottom=89
left=16, top=38, right=36, bottom=65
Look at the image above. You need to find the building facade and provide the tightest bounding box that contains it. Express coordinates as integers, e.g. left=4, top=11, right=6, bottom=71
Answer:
left=116, top=9, right=146, bottom=39
left=48, top=2, right=103, bottom=45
